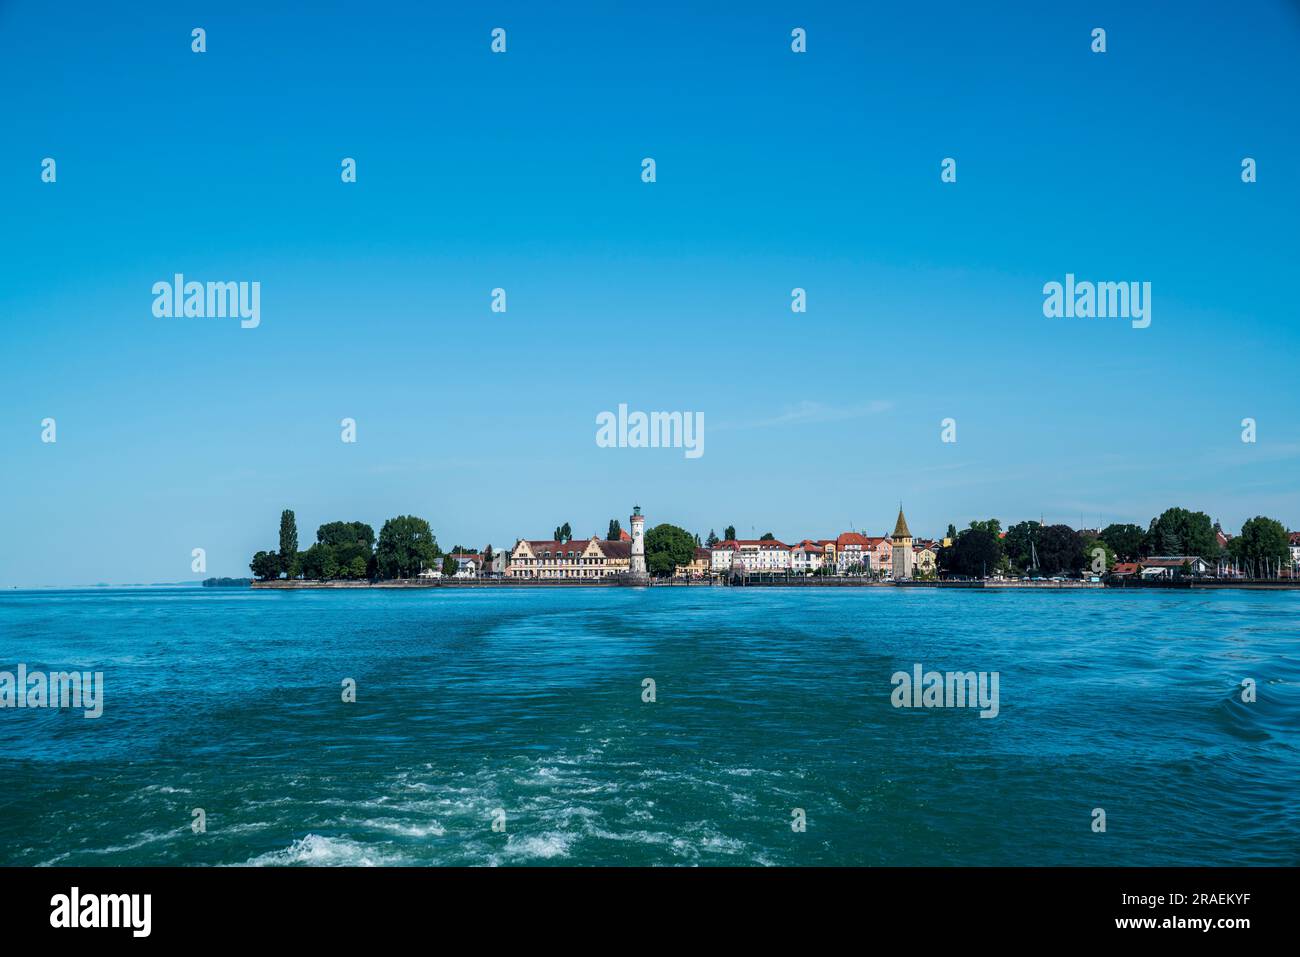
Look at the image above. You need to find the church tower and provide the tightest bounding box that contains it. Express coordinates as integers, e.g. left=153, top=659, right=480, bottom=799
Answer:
left=629, top=505, right=648, bottom=580
left=891, top=504, right=914, bottom=579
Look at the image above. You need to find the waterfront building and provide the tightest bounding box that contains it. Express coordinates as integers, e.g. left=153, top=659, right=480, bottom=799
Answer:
left=710, top=539, right=791, bottom=574
left=891, top=506, right=915, bottom=579
left=602, top=539, right=632, bottom=573
left=835, top=532, right=871, bottom=572
left=865, top=535, right=892, bottom=573
left=449, top=553, right=481, bottom=577
left=912, top=540, right=939, bottom=575
left=1138, top=556, right=1211, bottom=578
left=789, top=540, right=826, bottom=573
left=505, top=504, right=640, bottom=579
left=507, top=536, right=622, bottom=579
left=674, top=548, right=711, bottom=579
left=709, top=541, right=736, bottom=574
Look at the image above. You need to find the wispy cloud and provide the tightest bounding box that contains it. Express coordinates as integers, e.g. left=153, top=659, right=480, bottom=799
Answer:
left=715, top=400, right=893, bottom=431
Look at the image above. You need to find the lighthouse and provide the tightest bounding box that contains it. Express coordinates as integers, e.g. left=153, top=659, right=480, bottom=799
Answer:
left=629, top=505, right=648, bottom=580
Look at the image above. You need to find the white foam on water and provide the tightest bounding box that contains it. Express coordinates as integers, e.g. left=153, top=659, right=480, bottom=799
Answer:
left=695, top=833, right=747, bottom=854
left=499, top=832, right=575, bottom=860
left=589, top=826, right=683, bottom=851
left=241, top=833, right=410, bottom=867
left=355, top=818, right=446, bottom=838
left=221, top=821, right=274, bottom=835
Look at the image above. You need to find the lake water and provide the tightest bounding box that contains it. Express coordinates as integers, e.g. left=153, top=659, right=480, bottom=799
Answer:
left=1, top=586, right=1296, bottom=866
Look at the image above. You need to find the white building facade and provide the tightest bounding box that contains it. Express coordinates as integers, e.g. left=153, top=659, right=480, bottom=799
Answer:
left=711, top=539, right=791, bottom=574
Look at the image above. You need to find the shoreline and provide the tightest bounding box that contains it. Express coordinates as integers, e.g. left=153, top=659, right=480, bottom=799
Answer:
left=248, top=578, right=1300, bottom=591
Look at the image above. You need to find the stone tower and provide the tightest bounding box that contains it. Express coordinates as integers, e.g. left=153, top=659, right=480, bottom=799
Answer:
left=629, top=505, right=648, bottom=580
left=891, top=505, right=914, bottom=580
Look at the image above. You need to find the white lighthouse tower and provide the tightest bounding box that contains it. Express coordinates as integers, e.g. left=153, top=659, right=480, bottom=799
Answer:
left=629, top=505, right=648, bottom=580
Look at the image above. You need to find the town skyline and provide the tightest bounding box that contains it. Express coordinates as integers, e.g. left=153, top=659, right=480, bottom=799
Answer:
left=242, top=500, right=1300, bottom=586
left=220, top=499, right=1296, bottom=589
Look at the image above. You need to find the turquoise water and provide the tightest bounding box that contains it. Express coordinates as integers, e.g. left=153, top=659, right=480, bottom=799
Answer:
left=0, top=586, right=1296, bottom=866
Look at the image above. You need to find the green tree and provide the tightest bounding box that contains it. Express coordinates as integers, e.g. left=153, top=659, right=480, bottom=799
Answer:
left=1099, top=523, right=1144, bottom=560
left=299, top=543, right=332, bottom=580
left=276, top=512, right=299, bottom=579
left=1036, top=524, right=1084, bottom=575
left=968, top=518, right=1002, bottom=538
left=441, top=554, right=459, bottom=577
left=1002, top=520, right=1041, bottom=571
left=376, top=515, right=439, bottom=579
left=553, top=522, right=573, bottom=543
left=724, top=525, right=737, bottom=541
left=1079, top=535, right=1115, bottom=575
left=943, top=528, right=1003, bottom=578
left=279, top=509, right=299, bottom=578
left=321, top=550, right=341, bottom=580
left=607, top=519, right=622, bottom=541
left=314, top=522, right=374, bottom=577
left=249, top=550, right=281, bottom=581
left=644, top=523, right=696, bottom=578
left=348, top=555, right=367, bottom=579
left=1228, top=516, right=1289, bottom=572
left=946, top=523, right=957, bottom=541
left=759, top=532, right=775, bottom=541
left=706, top=529, right=719, bottom=546
left=317, top=521, right=375, bottom=549
left=1145, top=507, right=1216, bottom=558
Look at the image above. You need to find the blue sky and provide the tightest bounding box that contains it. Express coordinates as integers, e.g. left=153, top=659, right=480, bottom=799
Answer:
left=2, top=1, right=1298, bottom=585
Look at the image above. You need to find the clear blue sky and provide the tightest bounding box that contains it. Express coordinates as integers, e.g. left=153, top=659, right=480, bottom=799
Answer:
left=2, top=1, right=1298, bottom=586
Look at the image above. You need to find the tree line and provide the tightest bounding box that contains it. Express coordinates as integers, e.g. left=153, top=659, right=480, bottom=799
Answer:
left=250, top=510, right=476, bottom=581
left=938, top=507, right=1292, bottom=578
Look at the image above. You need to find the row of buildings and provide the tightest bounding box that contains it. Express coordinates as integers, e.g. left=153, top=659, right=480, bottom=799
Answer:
left=708, top=510, right=941, bottom=578
left=428, top=506, right=942, bottom=581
